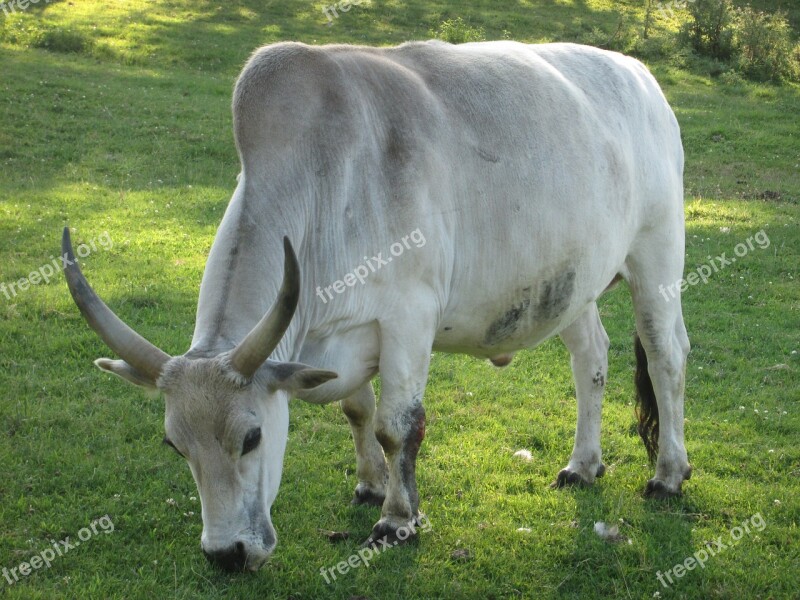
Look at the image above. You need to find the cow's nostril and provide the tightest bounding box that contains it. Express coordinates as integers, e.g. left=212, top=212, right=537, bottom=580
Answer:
left=203, top=542, right=248, bottom=572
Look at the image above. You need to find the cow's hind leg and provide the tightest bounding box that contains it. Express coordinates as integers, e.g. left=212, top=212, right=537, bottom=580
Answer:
left=627, top=232, right=692, bottom=498
left=340, top=383, right=388, bottom=506
left=552, top=303, right=609, bottom=488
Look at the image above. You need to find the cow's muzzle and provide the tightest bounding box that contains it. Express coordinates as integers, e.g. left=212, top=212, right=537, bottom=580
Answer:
left=203, top=541, right=269, bottom=572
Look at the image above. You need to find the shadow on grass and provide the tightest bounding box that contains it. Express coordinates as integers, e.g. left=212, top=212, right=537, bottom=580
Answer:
left=553, top=481, right=698, bottom=597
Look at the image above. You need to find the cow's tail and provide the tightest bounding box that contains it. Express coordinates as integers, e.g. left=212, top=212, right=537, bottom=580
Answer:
left=634, top=334, right=659, bottom=464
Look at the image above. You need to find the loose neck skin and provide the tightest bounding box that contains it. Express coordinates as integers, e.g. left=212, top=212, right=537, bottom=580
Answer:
left=189, top=176, right=306, bottom=363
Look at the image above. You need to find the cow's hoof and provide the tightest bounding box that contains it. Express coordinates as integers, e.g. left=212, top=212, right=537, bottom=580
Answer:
left=550, top=463, right=605, bottom=489
left=644, top=478, right=682, bottom=499
left=361, top=517, right=420, bottom=549
left=351, top=485, right=385, bottom=507
left=644, top=466, right=691, bottom=499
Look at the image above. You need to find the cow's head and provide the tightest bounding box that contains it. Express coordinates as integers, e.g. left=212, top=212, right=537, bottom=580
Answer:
left=62, top=229, right=336, bottom=571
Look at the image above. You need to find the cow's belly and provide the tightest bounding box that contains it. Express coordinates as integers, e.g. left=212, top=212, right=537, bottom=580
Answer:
left=433, top=299, right=586, bottom=358
left=432, top=262, right=609, bottom=358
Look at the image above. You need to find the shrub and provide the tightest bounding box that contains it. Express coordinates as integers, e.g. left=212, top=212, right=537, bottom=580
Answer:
left=680, top=0, right=737, bottom=61
left=678, top=0, right=800, bottom=83
left=580, top=18, right=637, bottom=54
left=35, top=28, right=91, bottom=53
left=430, top=17, right=485, bottom=44
left=633, top=32, right=679, bottom=61
left=718, top=68, right=745, bottom=86
left=734, top=8, right=799, bottom=82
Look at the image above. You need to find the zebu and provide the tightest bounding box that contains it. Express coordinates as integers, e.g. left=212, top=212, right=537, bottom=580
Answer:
left=64, top=40, right=691, bottom=572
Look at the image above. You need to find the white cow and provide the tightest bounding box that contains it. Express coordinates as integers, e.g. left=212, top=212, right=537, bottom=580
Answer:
left=64, top=40, right=691, bottom=572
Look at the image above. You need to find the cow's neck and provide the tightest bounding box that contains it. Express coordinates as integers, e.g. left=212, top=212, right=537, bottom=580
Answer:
left=189, top=179, right=306, bottom=363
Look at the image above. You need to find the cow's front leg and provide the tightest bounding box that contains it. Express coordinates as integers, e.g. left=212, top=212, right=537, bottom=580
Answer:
left=363, top=321, right=433, bottom=547
left=366, top=403, right=426, bottom=546
left=552, top=303, right=609, bottom=488
left=340, top=383, right=388, bottom=506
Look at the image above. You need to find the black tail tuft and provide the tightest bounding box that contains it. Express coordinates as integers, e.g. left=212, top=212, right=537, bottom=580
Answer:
left=634, top=334, right=659, bottom=464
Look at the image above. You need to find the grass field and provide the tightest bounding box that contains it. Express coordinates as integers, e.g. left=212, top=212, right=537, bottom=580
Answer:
left=1, top=1, right=798, bottom=599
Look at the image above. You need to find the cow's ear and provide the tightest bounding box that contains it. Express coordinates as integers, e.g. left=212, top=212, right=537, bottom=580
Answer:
left=266, top=362, right=338, bottom=394
left=95, top=358, right=157, bottom=389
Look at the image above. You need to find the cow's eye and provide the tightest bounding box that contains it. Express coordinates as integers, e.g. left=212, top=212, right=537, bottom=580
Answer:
left=163, top=437, right=184, bottom=458
left=242, top=427, right=261, bottom=456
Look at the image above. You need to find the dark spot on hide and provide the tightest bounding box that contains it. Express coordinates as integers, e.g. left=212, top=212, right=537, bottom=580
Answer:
left=476, top=148, right=499, bottom=163
left=483, top=270, right=576, bottom=347
left=385, top=125, right=412, bottom=166
left=483, top=298, right=531, bottom=346
left=639, top=314, right=660, bottom=354
left=534, top=270, right=575, bottom=321
left=341, top=401, right=367, bottom=428
left=592, top=371, right=605, bottom=387
left=400, top=403, right=425, bottom=515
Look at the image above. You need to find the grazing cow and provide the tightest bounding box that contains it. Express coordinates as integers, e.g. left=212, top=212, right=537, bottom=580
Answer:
left=64, top=40, right=691, bottom=572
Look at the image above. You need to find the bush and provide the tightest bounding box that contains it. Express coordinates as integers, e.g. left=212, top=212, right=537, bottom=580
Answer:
left=718, top=69, right=745, bottom=86
left=633, top=32, right=679, bottom=61
left=430, top=17, right=485, bottom=44
left=734, top=8, right=798, bottom=82
left=678, top=0, right=800, bottom=83
left=579, top=18, right=638, bottom=54
left=680, top=0, right=737, bottom=61
left=35, top=28, right=91, bottom=53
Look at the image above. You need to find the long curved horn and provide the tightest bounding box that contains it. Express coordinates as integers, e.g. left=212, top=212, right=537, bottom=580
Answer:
left=229, top=237, right=300, bottom=379
left=62, top=227, right=170, bottom=384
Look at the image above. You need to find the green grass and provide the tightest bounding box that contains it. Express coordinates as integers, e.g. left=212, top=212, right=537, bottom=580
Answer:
left=1, top=1, right=798, bottom=599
